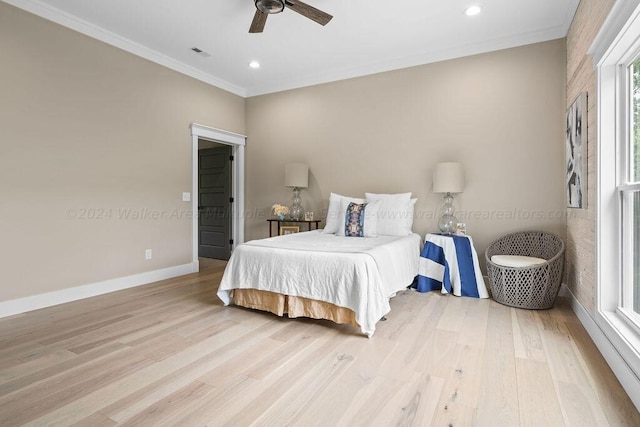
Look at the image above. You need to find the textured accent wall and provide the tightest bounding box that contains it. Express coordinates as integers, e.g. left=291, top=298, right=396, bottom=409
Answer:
left=565, top=0, right=615, bottom=314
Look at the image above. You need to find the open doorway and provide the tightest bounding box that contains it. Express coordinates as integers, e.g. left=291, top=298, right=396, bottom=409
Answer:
left=190, top=124, right=246, bottom=271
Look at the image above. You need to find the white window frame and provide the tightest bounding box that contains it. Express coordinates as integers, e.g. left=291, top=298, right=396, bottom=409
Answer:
left=592, top=0, right=640, bottom=386
left=614, top=56, right=640, bottom=331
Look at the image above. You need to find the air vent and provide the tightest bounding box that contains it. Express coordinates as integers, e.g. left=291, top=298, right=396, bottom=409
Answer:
left=190, top=47, right=211, bottom=57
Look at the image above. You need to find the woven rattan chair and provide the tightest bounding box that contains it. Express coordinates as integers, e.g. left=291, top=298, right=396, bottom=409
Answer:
left=485, top=231, right=565, bottom=309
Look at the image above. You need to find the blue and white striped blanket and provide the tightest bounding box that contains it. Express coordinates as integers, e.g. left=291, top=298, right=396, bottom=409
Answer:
left=416, top=233, right=489, bottom=298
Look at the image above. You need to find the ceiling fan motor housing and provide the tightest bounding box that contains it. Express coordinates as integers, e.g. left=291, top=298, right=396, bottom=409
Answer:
left=255, top=0, right=284, bottom=14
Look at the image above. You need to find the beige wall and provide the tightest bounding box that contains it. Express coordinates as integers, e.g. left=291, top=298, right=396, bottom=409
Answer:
left=565, top=0, right=615, bottom=314
left=0, top=1, right=571, bottom=304
left=0, top=3, right=245, bottom=301
left=246, top=40, right=568, bottom=263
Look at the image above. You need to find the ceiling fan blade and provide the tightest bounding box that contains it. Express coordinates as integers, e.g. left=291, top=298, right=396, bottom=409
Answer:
left=284, top=0, right=332, bottom=26
left=249, top=10, right=268, bottom=33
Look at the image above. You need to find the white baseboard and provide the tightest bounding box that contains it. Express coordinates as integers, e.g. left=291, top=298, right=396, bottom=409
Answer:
left=0, top=262, right=199, bottom=319
left=561, top=283, right=640, bottom=412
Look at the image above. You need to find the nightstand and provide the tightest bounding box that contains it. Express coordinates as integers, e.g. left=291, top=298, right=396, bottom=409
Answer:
left=267, top=219, right=322, bottom=237
left=416, top=233, right=489, bottom=298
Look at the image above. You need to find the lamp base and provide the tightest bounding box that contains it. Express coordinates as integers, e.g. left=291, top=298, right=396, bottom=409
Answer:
left=438, top=192, right=458, bottom=234
left=438, top=214, right=458, bottom=234
left=289, top=187, right=304, bottom=221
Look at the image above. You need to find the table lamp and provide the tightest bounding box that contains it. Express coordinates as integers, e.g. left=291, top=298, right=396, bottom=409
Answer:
left=433, top=162, right=464, bottom=234
left=285, top=163, right=308, bottom=220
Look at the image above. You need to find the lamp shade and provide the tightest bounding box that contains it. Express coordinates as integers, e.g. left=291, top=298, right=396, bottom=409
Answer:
left=285, top=163, right=308, bottom=188
left=433, top=162, right=464, bottom=193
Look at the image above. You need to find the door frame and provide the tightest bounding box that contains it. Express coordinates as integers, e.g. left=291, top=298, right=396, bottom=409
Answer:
left=190, top=123, right=246, bottom=270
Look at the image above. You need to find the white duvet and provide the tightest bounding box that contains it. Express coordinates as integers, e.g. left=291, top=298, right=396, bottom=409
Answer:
left=217, top=230, right=421, bottom=337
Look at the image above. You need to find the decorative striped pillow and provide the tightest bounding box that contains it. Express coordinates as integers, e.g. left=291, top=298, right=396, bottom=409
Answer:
left=345, top=202, right=367, bottom=237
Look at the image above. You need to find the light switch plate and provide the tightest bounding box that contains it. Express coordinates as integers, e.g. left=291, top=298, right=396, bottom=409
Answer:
left=182, top=192, right=191, bottom=202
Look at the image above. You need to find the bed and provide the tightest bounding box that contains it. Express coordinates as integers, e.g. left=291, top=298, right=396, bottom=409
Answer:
left=218, top=191, right=421, bottom=337
left=217, top=230, right=421, bottom=337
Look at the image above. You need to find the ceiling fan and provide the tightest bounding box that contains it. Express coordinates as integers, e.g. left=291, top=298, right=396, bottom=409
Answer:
left=249, top=0, right=333, bottom=33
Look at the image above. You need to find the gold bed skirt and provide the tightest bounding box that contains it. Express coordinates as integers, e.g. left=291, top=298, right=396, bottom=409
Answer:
left=231, top=289, right=360, bottom=328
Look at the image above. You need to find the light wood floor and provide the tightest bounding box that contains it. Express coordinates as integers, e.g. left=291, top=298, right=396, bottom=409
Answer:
left=0, top=258, right=639, bottom=426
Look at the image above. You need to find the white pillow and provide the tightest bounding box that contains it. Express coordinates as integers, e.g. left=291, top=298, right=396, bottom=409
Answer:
left=365, top=192, right=413, bottom=236
left=322, top=192, right=365, bottom=234
left=406, top=198, right=417, bottom=233
left=336, top=199, right=380, bottom=237
left=491, top=255, right=547, bottom=268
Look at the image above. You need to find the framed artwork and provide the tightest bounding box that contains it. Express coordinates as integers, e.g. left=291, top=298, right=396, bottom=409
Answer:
left=566, top=92, right=587, bottom=208
left=280, top=225, right=300, bottom=235
left=304, top=211, right=314, bottom=221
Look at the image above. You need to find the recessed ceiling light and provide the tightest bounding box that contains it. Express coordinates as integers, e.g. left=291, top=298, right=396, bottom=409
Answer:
left=464, top=5, right=482, bottom=16
left=249, top=60, right=260, bottom=69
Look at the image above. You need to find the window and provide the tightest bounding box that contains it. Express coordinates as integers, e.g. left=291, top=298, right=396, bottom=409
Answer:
left=592, top=0, right=640, bottom=383
left=619, top=57, right=640, bottom=328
